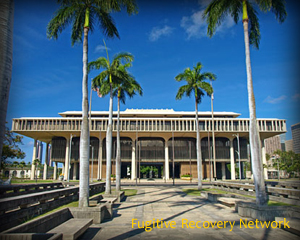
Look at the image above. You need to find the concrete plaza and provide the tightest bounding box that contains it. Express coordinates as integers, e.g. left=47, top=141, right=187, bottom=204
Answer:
left=78, top=184, right=298, bottom=240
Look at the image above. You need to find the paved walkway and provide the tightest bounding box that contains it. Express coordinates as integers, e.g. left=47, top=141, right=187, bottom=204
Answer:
left=79, top=186, right=298, bottom=240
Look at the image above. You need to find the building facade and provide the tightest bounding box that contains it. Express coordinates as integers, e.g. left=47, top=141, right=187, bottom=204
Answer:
left=11, top=109, right=286, bottom=181
left=264, top=135, right=283, bottom=155
left=285, top=139, right=294, bottom=152
left=291, top=123, right=300, bottom=154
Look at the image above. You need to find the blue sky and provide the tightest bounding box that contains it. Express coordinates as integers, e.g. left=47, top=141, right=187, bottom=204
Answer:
left=7, top=0, right=300, bottom=164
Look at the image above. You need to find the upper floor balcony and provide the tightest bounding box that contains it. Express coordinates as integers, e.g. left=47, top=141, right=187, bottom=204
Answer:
left=12, top=116, right=286, bottom=136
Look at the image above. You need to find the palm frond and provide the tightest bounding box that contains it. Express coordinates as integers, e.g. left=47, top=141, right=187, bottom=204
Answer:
left=93, top=6, right=120, bottom=38
left=256, top=0, right=287, bottom=23
left=92, top=74, right=110, bottom=97
left=201, top=72, right=217, bottom=81
left=88, top=57, right=109, bottom=72
left=196, top=81, right=213, bottom=96
left=175, top=68, right=194, bottom=84
left=100, top=0, right=138, bottom=15
left=176, top=84, right=193, bottom=100
left=270, top=0, right=287, bottom=23
left=47, top=6, right=77, bottom=40
left=70, top=7, right=85, bottom=45
left=113, top=52, right=134, bottom=65
left=204, top=0, right=237, bottom=38
left=247, top=1, right=261, bottom=49
left=195, top=88, right=205, bottom=104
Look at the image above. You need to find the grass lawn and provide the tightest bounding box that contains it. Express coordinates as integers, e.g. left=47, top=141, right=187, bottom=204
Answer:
left=183, top=188, right=228, bottom=196
left=122, top=189, right=137, bottom=196
left=11, top=179, right=55, bottom=184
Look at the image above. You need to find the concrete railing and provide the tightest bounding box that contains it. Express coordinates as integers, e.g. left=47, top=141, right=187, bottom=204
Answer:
left=212, top=181, right=300, bottom=206
left=0, top=182, right=105, bottom=232
left=12, top=117, right=286, bottom=133
left=0, top=182, right=64, bottom=198
left=0, top=182, right=105, bottom=214
left=222, top=180, right=300, bottom=190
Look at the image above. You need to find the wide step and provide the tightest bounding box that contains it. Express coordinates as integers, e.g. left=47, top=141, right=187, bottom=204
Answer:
left=48, top=218, right=92, bottom=240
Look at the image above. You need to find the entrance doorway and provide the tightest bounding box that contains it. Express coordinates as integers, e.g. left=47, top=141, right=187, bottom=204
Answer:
left=169, top=163, right=180, bottom=178
left=138, top=163, right=163, bottom=179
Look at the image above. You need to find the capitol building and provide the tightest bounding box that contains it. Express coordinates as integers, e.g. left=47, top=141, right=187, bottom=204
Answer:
left=11, top=109, right=286, bottom=181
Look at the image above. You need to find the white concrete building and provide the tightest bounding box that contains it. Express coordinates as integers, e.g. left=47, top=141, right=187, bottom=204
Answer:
left=11, top=109, right=286, bottom=181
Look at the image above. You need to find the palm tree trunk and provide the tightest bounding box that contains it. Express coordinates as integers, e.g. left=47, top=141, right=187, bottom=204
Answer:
left=79, top=26, right=90, bottom=208
left=116, top=95, right=121, bottom=191
left=0, top=0, right=14, bottom=168
left=105, top=84, right=113, bottom=194
left=195, top=99, right=202, bottom=190
left=242, top=3, right=267, bottom=206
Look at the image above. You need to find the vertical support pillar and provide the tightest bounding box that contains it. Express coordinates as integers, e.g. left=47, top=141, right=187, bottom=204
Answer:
left=261, top=140, right=268, bottom=180
left=97, top=139, right=102, bottom=180
left=165, top=139, right=169, bottom=180
left=43, top=143, right=49, bottom=180
left=30, top=139, right=37, bottom=180
left=53, top=162, right=57, bottom=180
left=64, top=138, right=70, bottom=181
left=73, top=162, right=78, bottom=180
left=131, top=140, right=136, bottom=180
left=230, top=139, right=236, bottom=180
left=222, top=162, right=226, bottom=180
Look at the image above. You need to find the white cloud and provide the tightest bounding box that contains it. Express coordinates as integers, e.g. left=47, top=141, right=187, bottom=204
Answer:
left=149, top=25, right=174, bottom=42
left=94, top=45, right=110, bottom=53
left=180, top=10, right=206, bottom=39
left=264, top=95, right=287, bottom=104
left=180, top=9, right=235, bottom=39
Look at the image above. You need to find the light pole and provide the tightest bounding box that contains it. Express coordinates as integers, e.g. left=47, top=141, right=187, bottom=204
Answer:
left=276, top=155, right=280, bottom=181
left=68, top=134, right=75, bottom=182
left=233, top=133, right=241, bottom=180
left=98, top=126, right=102, bottom=180
left=135, top=125, right=138, bottom=186
left=208, top=130, right=211, bottom=182
left=172, top=128, right=175, bottom=186
left=189, top=140, right=192, bottom=183
left=90, top=144, right=94, bottom=183
left=210, top=81, right=216, bottom=180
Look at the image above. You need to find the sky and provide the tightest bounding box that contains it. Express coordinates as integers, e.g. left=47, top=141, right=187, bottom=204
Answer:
left=6, top=0, right=300, bottom=164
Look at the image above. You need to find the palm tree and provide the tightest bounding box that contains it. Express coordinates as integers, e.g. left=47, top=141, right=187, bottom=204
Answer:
left=175, top=62, right=215, bottom=190
left=0, top=0, right=14, bottom=169
left=204, top=0, right=287, bottom=206
left=47, top=0, right=138, bottom=207
left=114, top=67, right=142, bottom=191
left=89, top=50, right=134, bottom=194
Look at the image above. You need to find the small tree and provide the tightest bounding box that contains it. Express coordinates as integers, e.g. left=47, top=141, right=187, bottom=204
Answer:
left=1, top=125, right=25, bottom=169
left=33, top=158, right=40, bottom=183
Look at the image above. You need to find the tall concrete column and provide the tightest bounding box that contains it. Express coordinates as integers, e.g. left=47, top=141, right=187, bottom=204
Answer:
left=53, top=162, right=57, bottom=180
left=97, top=139, right=102, bottom=180
left=30, top=139, right=37, bottom=180
left=261, top=140, right=268, bottom=180
left=131, top=140, right=136, bottom=180
left=230, top=139, right=236, bottom=180
left=43, top=143, right=49, bottom=180
left=222, top=162, right=226, bottom=180
left=73, top=162, right=78, bottom=180
left=165, top=139, right=169, bottom=180
left=64, top=138, right=70, bottom=181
